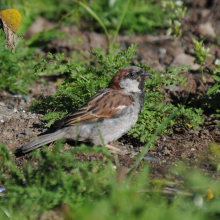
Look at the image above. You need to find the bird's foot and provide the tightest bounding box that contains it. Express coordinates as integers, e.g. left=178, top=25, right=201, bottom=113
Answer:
left=105, top=144, right=129, bottom=155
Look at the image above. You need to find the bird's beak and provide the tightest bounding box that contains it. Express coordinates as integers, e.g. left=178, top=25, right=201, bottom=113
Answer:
left=137, top=71, right=152, bottom=81
left=142, top=71, right=152, bottom=78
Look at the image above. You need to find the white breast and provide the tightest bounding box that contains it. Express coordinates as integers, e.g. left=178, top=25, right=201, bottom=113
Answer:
left=64, top=94, right=141, bottom=146
left=86, top=100, right=140, bottom=145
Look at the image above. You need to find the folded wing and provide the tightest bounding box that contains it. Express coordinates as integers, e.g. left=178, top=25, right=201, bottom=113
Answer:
left=55, top=88, right=133, bottom=128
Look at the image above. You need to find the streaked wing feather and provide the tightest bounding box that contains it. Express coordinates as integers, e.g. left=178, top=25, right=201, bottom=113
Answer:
left=61, top=89, right=133, bottom=127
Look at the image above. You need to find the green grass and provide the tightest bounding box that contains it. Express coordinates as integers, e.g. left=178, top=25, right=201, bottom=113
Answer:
left=0, top=140, right=220, bottom=219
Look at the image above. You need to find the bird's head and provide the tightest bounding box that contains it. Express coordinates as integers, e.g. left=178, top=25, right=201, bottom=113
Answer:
left=108, top=66, right=152, bottom=93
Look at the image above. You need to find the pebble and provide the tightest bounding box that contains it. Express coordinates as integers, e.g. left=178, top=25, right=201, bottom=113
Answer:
left=39, top=122, right=47, bottom=127
left=161, top=135, right=166, bottom=141
left=143, top=156, right=161, bottom=162
left=131, top=151, right=139, bottom=156
left=17, top=133, right=25, bottom=137
left=189, top=130, right=199, bottom=135
left=0, top=188, right=5, bottom=193
left=26, top=132, right=33, bottom=135
left=159, top=48, right=167, bottom=55
left=193, top=194, right=203, bottom=208
left=0, top=119, right=4, bottom=123
left=112, top=165, right=117, bottom=169
left=165, top=84, right=179, bottom=92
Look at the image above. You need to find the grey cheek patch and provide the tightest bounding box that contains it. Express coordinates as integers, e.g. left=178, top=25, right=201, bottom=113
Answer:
left=119, top=78, right=141, bottom=93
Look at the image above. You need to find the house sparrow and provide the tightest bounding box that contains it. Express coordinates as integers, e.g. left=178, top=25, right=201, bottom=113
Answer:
left=21, top=66, right=152, bottom=154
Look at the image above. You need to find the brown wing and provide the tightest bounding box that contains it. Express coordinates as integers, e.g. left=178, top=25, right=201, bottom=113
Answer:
left=56, top=88, right=133, bottom=128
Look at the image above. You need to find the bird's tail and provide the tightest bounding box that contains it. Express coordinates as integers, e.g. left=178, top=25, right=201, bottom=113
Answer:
left=21, top=130, right=64, bottom=153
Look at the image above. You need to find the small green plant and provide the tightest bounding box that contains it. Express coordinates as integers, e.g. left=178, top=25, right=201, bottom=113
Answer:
left=0, top=142, right=112, bottom=218
left=163, top=0, right=186, bottom=38
left=0, top=142, right=220, bottom=219
left=0, top=27, right=66, bottom=94
left=0, top=31, right=37, bottom=94
left=31, top=45, right=204, bottom=144
left=192, top=39, right=212, bottom=67
left=164, top=0, right=220, bottom=118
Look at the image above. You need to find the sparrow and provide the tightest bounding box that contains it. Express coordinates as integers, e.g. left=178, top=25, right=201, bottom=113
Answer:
left=21, top=66, right=152, bottom=154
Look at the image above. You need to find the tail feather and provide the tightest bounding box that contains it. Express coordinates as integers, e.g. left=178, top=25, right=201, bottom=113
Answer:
left=21, top=130, right=64, bottom=153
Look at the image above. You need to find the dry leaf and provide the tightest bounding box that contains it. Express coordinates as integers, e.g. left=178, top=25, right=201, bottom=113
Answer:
left=0, top=9, right=22, bottom=53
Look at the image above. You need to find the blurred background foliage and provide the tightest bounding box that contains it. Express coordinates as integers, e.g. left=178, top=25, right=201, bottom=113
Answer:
left=3, top=0, right=168, bottom=35
left=0, top=142, right=220, bottom=220
left=0, top=0, right=169, bottom=93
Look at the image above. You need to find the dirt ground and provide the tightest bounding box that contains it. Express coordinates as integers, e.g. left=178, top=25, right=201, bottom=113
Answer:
left=1, top=0, right=220, bottom=180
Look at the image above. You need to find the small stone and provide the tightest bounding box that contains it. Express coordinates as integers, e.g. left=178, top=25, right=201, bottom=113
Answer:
left=170, top=53, right=200, bottom=70
left=143, top=156, right=161, bottom=162
left=189, top=130, right=199, bottom=135
left=131, top=151, right=139, bottom=156
left=165, top=84, right=179, bottom=92
left=17, top=133, right=25, bottom=137
left=193, top=194, right=203, bottom=208
left=112, top=165, right=117, bottom=169
left=161, top=135, right=167, bottom=141
left=159, top=48, right=166, bottom=55
left=26, top=132, right=33, bottom=135
left=0, top=188, right=5, bottom=193
left=39, top=122, right=47, bottom=127
left=199, top=22, right=216, bottom=38
left=13, top=108, right=18, bottom=113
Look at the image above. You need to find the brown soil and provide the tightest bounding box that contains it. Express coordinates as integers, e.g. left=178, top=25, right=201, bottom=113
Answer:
left=1, top=0, right=220, bottom=180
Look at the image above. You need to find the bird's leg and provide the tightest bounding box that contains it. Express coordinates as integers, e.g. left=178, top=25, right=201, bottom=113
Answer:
left=105, top=144, right=129, bottom=155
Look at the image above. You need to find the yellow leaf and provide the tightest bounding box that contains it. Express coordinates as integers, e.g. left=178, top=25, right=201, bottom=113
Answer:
left=205, top=189, right=214, bottom=201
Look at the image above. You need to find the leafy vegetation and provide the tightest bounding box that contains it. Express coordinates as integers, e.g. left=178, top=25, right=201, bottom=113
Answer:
left=0, top=26, right=66, bottom=94
left=31, top=45, right=204, bottom=143
left=0, top=141, right=220, bottom=219
left=8, top=0, right=168, bottom=35
left=0, top=31, right=36, bottom=94
left=163, top=0, right=220, bottom=122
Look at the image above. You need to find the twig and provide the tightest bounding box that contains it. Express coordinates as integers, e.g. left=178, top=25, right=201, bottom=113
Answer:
left=181, top=36, right=194, bottom=45
left=210, top=131, right=220, bottom=142
left=182, top=17, right=220, bottom=48
left=204, top=63, right=215, bottom=71
left=80, top=76, right=88, bottom=81
left=137, top=189, right=192, bottom=196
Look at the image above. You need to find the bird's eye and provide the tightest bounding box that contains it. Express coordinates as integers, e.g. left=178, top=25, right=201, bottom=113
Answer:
left=130, top=72, right=136, bottom=78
